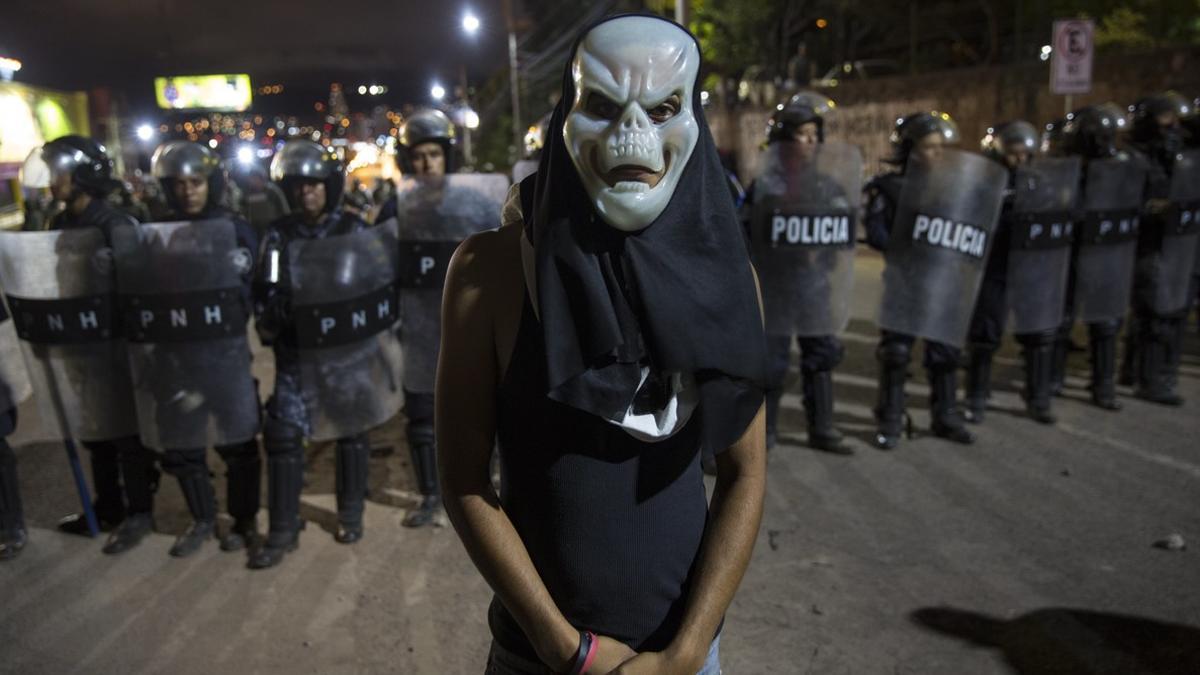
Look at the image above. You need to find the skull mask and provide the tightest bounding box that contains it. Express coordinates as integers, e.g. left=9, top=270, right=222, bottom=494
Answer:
left=564, top=16, right=700, bottom=232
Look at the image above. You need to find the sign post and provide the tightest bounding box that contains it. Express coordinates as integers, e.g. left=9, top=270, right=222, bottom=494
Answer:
left=1050, top=19, right=1095, bottom=115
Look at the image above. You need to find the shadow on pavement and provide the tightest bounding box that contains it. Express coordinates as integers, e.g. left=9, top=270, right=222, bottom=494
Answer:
left=911, top=606, right=1200, bottom=675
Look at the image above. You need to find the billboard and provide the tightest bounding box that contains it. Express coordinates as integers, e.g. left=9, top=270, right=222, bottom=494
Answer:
left=0, top=81, right=89, bottom=166
left=154, top=74, right=253, bottom=111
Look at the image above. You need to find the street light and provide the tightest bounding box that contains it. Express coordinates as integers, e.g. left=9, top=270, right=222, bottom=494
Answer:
left=462, top=12, right=481, bottom=35
left=236, top=145, right=254, bottom=164
left=136, top=124, right=156, bottom=142
left=431, top=84, right=446, bottom=101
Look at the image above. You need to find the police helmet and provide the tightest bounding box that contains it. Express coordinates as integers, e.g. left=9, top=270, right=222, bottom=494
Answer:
left=1129, top=91, right=1190, bottom=143
left=767, top=91, right=836, bottom=144
left=151, top=141, right=226, bottom=214
left=270, top=140, right=345, bottom=211
left=41, top=135, right=119, bottom=197
left=980, top=120, right=1039, bottom=162
left=1062, top=103, right=1127, bottom=159
left=887, top=111, right=959, bottom=164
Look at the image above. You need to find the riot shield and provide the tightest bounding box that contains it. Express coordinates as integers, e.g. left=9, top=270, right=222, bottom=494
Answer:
left=288, top=220, right=403, bottom=441
left=394, top=173, right=507, bottom=393
left=1006, top=157, right=1081, bottom=334
left=112, top=219, right=260, bottom=450
left=0, top=301, right=33, bottom=414
left=1073, top=158, right=1146, bottom=323
left=750, top=141, right=861, bottom=337
left=1151, top=150, right=1200, bottom=314
left=0, top=228, right=139, bottom=441
left=877, top=149, right=1008, bottom=347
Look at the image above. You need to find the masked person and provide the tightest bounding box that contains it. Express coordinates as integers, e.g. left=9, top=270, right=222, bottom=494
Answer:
left=748, top=91, right=856, bottom=454
left=440, top=15, right=766, bottom=674
left=1120, top=92, right=1195, bottom=406
left=133, top=141, right=263, bottom=556
left=250, top=141, right=376, bottom=569
left=1053, top=104, right=1144, bottom=410
left=391, top=109, right=505, bottom=527
left=963, top=121, right=1076, bottom=425
left=33, top=136, right=161, bottom=553
left=863, top=113, right=979, bottom=448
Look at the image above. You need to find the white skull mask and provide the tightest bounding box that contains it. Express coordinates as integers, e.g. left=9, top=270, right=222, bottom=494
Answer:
left=563, top=17, right=700, bottom=232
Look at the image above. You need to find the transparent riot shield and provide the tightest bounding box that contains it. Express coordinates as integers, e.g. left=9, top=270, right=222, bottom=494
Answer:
left=288, top=220, right=403, bottom=441
left=751, top=141, right=862, bottom=337
left=394, top=173, right=507, bottom=394
left=1006, top=157, right=1081, bottom=334
left=1151, top=150, right=1200, bottom=314
left=877, top=149, right=1009, bottom=347
left=0, top=303, right=32, bottom=413
left=112, top=219, right=260, bottom=450
left=0, top=228, right=138, bottom=441
left=1073, top=158, right=1146, bottom=323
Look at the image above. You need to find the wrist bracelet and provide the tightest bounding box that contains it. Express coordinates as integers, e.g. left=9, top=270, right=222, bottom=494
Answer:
left=567, top=630, right=596, bottom=675
left=579, top=631, right=599, bottom=674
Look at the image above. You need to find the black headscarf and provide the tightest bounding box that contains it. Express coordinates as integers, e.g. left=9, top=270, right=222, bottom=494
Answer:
left=519, top=13, right=766, bottom=453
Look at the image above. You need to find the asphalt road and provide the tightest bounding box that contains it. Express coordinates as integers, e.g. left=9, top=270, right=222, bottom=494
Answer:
left=2, top=248, right=1198, bottom=674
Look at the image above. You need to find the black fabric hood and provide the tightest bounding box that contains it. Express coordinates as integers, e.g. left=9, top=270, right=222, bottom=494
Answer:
left=519, top=12, right=766, bottom=452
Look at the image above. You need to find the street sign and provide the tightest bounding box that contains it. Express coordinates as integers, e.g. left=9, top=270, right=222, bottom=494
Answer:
left=1050, top=19, right=1094, bottom=95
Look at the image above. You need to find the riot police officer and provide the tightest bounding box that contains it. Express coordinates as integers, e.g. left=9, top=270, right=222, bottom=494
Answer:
left=1123, top=92, right=1194, bottom=406
left=42, top=135, right=160, bottom=553
left=963, top=121, right=1062, bottom=425
left=864, top=112, right=975, bottom=448
left=250, top=141, right=372, bottom=569
left=1053, top=105, right=1142, bottom=410
left=147, top=141, right=264, bottom=556
left=392, top=109, right=475, bottom=527
left=752, top=91, right=853, bottom=454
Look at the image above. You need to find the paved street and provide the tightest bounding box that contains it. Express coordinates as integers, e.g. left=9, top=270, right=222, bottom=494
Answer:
left=2, top=247, right=1198, bottom=674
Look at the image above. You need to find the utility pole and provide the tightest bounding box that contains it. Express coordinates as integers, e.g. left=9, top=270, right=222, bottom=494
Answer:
left=675, top=0, right=689, bottom=26
left=503, top=0, right=523, bottom=158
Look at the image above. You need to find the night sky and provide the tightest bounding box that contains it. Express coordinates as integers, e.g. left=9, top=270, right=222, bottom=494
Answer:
left=1, top=0, right=513, bottom=118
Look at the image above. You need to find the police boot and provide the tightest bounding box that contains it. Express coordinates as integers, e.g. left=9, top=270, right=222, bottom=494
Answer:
left=1021, top=340, right=1057, bottom=424
left=873, top=343, right=910, bottom=450
left=334, top=435, right=370, bottom=544
left=102, top=512, right=155, bottom=555
left=1088, top=333, right=1122, bottom=411
left=403, top=442, right=446, bottom=528
left=0, top=447, right=27, bottom=560
left=1049, top=338, right=1069, bottom=397
left=60, top=443, right=125, bottom=536
left=802, top=370, right=850, bottom=455
left=963, top=345, right=994, bottom=424
left=929, top=367, right=975, bottom=445
left=218, top=440, right=261, bottom=552
left=169, top=468, right=217, bottom=558
left=248, top=426, right=305, bottom=570
left=1134, top=327, right=1184, bottom=406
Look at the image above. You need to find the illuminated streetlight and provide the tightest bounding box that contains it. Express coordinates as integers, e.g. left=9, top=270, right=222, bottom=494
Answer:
left=462, top=12, right=481, bottom=34
left=464, top=109, right=480, bottom=129
left=136, top=124, right=156, bottom=142
left=236, top=146, right=254, bottom=164
left=358, top=85, right=367, bottom=94
left=431, top=83, right=446, bottom=101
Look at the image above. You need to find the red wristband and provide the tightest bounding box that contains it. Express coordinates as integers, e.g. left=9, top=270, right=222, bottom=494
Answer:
left=579, top=631, right=599, bottom=674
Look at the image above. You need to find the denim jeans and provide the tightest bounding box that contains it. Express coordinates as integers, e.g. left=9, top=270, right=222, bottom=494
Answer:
left=485, top=635, right=721, bottom=675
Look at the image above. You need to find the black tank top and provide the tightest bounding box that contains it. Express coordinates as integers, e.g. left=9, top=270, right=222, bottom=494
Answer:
left=488, top=296, right=710, bottom=659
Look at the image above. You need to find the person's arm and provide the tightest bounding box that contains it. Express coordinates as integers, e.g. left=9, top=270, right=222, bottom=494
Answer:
left=613, top=404, right=767, bottom=675
left=437, top=229, right=635, bottom=673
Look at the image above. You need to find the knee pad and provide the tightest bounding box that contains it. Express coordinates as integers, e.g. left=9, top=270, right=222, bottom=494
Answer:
left=216, top=439, right=261, bottom=466
left=263, top=418, right=305, bottom=458
left=161, top=448, right=207, bottom=476
left=876, top=340, right=911, bottom=368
